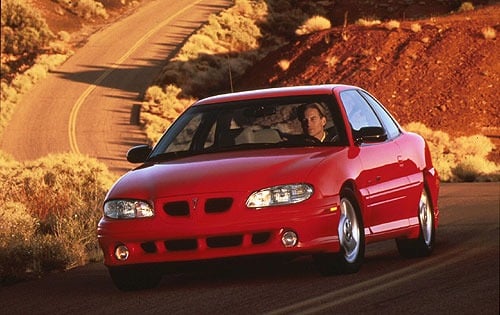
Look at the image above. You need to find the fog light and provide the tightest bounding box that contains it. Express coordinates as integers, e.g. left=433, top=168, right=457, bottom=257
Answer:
left=114, top=245, right=129, bottom=261
left=281, top=230, right=298, bottom=248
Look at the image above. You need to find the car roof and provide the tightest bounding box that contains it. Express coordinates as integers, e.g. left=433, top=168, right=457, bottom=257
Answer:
left=193, top=84, right=358, bottom=106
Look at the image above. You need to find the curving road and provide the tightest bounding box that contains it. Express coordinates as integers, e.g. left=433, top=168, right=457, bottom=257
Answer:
left=0, top=0, right=232, bottom=174
left=1, top=183, right=498, bottom=314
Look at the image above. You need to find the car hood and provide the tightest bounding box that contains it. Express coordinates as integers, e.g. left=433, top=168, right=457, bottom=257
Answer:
left=106, top=148, right=340, bottom=200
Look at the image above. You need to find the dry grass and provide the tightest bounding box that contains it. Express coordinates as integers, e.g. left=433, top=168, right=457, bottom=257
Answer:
left=458, top=2, right=475, bottom=12
left=384, top=20, right=401, bottom=31
left=295, top=15, right=332, bottom=35
left=481, top=26, right=496, bottom=40
left=410, top=23, right=422, bottom=33
left=278, top=59, right=290, bottom=71
left=0, top=152, right=116, bottom=283
left=356, top=18, right=382, bottom=27
left=404, top=122, right=499, bottom=182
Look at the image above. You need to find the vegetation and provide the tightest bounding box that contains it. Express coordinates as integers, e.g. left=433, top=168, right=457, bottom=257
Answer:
left=481, top=26, right=496, bottom=40
left=404, top=123, right=499, bottom=182
left=295, top=15, right=332, bottom=35
left=1, top=0, right=54, bottom=56
left=52, top=0, right=109, bottom=20
left=0, top=151, right=116, bottom=284
left=458, top=2, right=475, bottom=12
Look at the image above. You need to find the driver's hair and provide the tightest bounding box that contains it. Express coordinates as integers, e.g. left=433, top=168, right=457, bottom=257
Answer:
left=297, top=102, right=326, bottom=121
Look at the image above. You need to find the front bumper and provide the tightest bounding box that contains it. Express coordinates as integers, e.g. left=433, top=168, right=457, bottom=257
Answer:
left=98, top=195, right=341, bottom=267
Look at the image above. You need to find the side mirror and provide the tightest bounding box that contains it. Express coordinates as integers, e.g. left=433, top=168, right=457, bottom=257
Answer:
left=126, top=145, right=152, bottom=163
left=355, top=126, right=387, bottom=144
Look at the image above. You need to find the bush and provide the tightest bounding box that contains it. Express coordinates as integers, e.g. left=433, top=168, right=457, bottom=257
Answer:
left=481, top=26, right=496, bottom=40
left=384, top=20, right=401, bottom=31
left=404, top=122, right=499, bottom=182
left=0, top=152, right=116, bottom=283
left=453, top=154, right=500, bottom=182
left=356, top=18, right=382, bottom=27
left=458, top=2, right=474, bottom=12
left=52, top=0, right=109, bottom=20
left=0, top=201, right=37, bottom=283
left=295, top=15, right=331, bottom=36
left=1, top=0, right=54, bottom=55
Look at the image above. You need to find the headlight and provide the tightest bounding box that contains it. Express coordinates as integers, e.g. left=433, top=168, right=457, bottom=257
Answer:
left=246, top=184, right=314, bottom=208
left=104, top=200, right=154, bottom=219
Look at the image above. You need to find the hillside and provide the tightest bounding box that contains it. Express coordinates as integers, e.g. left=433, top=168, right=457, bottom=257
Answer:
left=237, top=3, right=500, bottom=141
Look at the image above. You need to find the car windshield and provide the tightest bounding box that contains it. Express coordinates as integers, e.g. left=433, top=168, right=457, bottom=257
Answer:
left=149, top=95, right=346, bottom=161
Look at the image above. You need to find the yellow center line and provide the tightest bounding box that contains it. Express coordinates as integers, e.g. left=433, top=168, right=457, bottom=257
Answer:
left=68, top=0, right=204, bottom=154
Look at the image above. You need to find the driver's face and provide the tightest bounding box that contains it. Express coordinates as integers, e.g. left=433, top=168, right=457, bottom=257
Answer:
left=301, top=108, right=326, bottom=140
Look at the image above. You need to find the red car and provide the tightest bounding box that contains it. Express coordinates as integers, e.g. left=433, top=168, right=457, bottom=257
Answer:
left=98, top=84, right=439, bottom=290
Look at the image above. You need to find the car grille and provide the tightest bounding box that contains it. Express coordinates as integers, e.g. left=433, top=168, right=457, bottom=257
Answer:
left=149, top=196, right=271, bottom=254
left=163, top=201, right=190, bottom=216
left=205, top=197, right=232, bottom=213
left=163, top=197, right=233, bottom=216
left=140, top=232, right=271, bottom=253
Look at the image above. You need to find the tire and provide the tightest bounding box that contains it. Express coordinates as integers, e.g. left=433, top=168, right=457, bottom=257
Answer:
left=109, top=265, right=161, bottom=291
left=315, top=188, right=365, bottom=275
left=396, top=185, right=435, bottom=258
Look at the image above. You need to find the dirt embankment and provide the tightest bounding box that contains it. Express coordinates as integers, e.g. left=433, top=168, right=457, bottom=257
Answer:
left=238, top=4, right=500, bottom=142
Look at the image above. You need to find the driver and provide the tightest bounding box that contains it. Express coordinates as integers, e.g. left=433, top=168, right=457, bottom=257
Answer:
left=297, top=103, right=336, bottom=143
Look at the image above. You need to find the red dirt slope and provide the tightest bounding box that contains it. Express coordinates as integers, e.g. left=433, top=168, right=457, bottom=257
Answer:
left=237, top=4, right=499, bottom=140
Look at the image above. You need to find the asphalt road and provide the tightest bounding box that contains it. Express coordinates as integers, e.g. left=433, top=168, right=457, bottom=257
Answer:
left=0, top=0, right=232, bottom=174
left=1, top=182, right=498, bottom=314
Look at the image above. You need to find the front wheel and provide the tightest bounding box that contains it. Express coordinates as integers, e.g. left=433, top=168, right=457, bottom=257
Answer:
left=315, top=188, right=365, bottom=275
left=396, top=186, right=435, bottom=257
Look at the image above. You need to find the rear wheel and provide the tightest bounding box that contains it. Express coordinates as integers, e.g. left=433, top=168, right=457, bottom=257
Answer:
left=396, top=186, right=435, bottom=257
left=109, top=265, right=161, bottom=291
left=315, top=188, right=365, bottom=275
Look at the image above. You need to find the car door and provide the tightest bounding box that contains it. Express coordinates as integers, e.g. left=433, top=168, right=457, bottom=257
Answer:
left=360, top=90, right=423, bottom=221
left=340, top=90, right=411, bottom=233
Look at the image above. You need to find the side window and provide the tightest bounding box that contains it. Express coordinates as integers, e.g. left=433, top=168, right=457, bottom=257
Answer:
left=360, top=91, right=401, bottom=139
left=340, top=90, right=382, bottom=131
